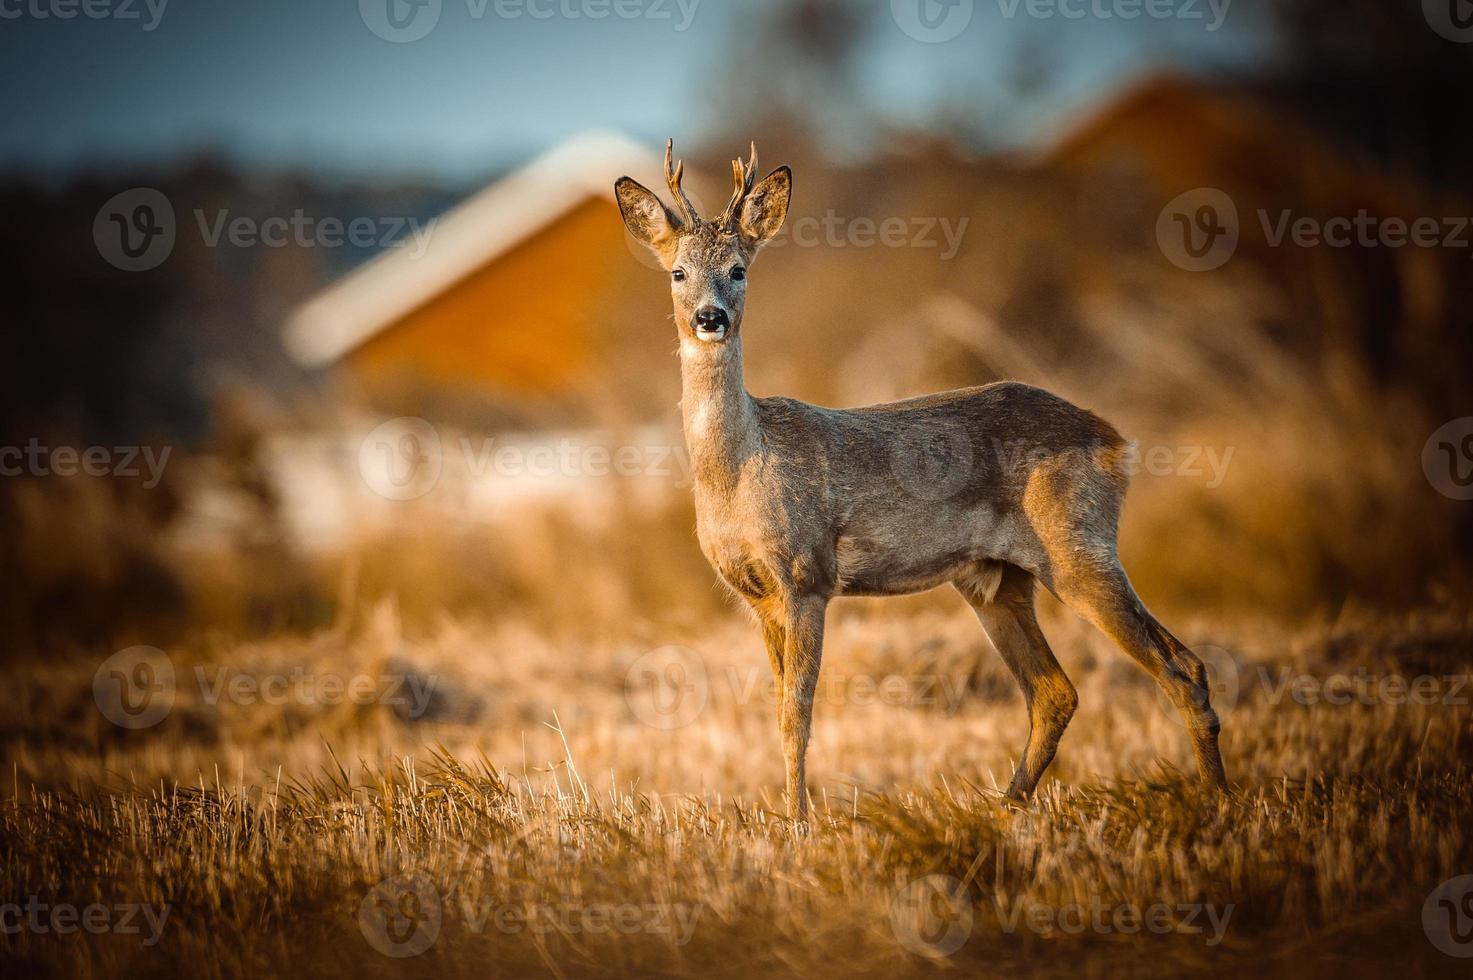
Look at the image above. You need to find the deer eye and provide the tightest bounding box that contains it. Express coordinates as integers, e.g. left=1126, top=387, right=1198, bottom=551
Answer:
left=730, top=266, right=746, bottom=281
left=672, top=268, right=686, bottom=282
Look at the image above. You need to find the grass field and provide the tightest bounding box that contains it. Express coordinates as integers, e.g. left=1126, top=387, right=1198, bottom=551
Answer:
left=6, top=597, right=1472, bottom=978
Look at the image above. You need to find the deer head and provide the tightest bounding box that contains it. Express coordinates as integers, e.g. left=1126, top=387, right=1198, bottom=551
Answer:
left=615, top=139, right=791, bottom=346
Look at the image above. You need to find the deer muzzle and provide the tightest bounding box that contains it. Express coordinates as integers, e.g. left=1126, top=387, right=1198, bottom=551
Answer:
left=693, top=306, right=730, bottom=342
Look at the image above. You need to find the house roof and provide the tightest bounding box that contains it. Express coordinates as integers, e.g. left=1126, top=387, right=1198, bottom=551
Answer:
left=282, top=130, right=662, bottom=368
left=1038, top=71, right=1202, bottom=157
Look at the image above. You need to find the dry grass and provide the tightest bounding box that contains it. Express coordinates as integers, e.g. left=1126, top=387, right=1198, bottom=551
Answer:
left=5, top=599, right=1471, bottom=978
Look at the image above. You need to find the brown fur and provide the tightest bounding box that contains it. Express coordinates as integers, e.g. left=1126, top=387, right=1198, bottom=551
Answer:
left=615, top=142, right=1228, bottom=818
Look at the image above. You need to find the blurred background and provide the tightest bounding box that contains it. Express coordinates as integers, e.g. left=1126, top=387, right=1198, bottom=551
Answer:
left=3, top=0, right=1470, bottom=658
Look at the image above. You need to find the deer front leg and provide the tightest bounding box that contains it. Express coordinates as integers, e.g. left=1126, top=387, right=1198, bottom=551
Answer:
left=755, top=604, right=786, bottom=726
left=780, top=594, right=827, bottom=822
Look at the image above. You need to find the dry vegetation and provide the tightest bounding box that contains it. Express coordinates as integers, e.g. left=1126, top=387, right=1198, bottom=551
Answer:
left=6, top=595, right=1471, bottom=978
left=5, top=264, right=1471, bottom=975
left=6, top=118, right=1471, bottom=980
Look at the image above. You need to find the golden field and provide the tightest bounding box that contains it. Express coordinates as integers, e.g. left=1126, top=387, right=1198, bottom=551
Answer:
left=6, top=592, right=1471, bottom=978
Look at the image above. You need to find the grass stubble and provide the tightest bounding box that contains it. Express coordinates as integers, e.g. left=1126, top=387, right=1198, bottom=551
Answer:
left=3, top=600, right=1471, bottom=979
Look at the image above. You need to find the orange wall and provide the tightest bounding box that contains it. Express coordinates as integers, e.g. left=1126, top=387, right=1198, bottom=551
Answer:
left=346, top=196, right=627, bottom=395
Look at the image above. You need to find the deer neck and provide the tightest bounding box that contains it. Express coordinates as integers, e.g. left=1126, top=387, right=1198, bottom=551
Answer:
left=679, top=337, right=758, bottom=491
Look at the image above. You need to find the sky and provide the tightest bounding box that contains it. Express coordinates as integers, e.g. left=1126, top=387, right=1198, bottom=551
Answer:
left=0, top=0, right=1270, bottom=182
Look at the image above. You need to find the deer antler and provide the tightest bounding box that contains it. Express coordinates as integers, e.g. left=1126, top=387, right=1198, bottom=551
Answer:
left=664, top=138, right=699, bottom=225
left=719, top=142, right=759, bottom=230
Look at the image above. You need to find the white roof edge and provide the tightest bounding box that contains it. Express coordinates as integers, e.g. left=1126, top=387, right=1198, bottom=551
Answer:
left=282, top=129, right=664, bottom=368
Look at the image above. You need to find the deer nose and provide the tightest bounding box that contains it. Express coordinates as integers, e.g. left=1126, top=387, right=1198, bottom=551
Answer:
left=693, top=307, right=729, bottom=339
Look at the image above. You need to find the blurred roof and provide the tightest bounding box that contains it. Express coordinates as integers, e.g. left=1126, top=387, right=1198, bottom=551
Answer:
left=282, top=130, right=659, bottom=368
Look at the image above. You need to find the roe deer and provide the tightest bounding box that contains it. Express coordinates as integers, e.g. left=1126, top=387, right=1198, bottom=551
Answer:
left=615, top=140, right=1229, bottom=819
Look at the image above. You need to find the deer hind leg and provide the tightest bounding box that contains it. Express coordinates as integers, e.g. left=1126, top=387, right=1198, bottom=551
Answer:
left=1055, top=559, right=1229, bottom=792
left=779, top=593, right=827, bottom=821
left=956, top=562, right=1078, bottom=802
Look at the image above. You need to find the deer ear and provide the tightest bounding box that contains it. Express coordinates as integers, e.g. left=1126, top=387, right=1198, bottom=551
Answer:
left=737, top=166, right=791, bottom=251
left=615, top=177, right=682, bottom=266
